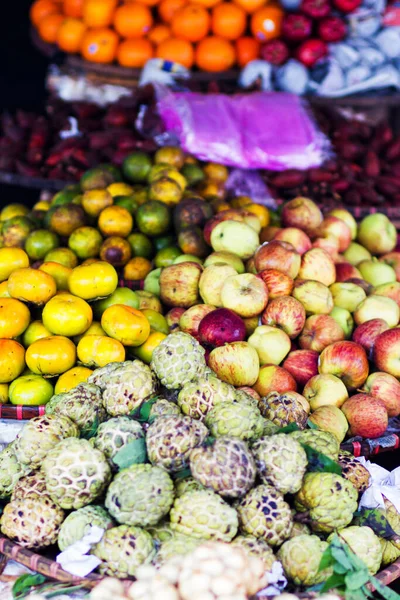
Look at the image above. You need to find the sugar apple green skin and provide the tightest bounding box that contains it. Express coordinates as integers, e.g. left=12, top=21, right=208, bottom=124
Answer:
left=381, top=538, right=400, bottom=567
left=231, top=535, right=276, bottom=572
left=174, top=477, right=206, bottom=497
left=236, top=484, right=293, bottom=547
left=88, top=361, right=132, bottom=389
left=148, top=398, right=181, bottom=420
left=92, top=525, right=156, bottom=578
left=278, top=534, right=332, bottom=586
left=294, top=472, right=358, bottom=533
left=290, top=430, right=340, bottom=461
left=154, top=534, right=202, bottom=566
left=205, top=400, right=264, bottom=443
left=42, top=438, right=112, bottom=510
left=289, top=520, right=311, bottom=537
left=189, top=437, right=256, bottom=499
left=14, top=415, right=79, bottom=468
left=1, top=496, right=64, bottom=549
left=261, top=418, right=280, bottom=436
left=258, top=392, right=308, bottom=429
left=177, top=375, right=236, bottom=421
left=146, top=415, right=208, bottom=473
left=0, top=445, right=28, bottom=499
left=151, top=332, right=207, bottom=389
left=58, top=505, right=114, bottom=551
left=328, top=526, right=383, bottom=575
left=170, top=490, right=238, bottom=542
left=11, top=471, right=48, bottom=502
left=338, top=451, right=371, bottom=494
left=105, top=464, right=174, bottom=527
left=102, top=361, right=158, bottom=417
left=146, top=520, right=175, bottom=543
left=251, top=434, right=307, bottom=494
left=91, top=417, right=144, bottom=468
left=45, top=383, right=106, bottom=431
left=234, top=389, right=259, bottom=407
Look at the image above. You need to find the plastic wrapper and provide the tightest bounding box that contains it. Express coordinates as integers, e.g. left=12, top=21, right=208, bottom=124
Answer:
left=138, top=85, right=331, bottom=170
left=225, top=169, right=276, bottom=208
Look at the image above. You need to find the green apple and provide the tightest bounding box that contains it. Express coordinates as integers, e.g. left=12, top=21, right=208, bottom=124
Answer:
left=22, top=320, right=52, bottom=348
left=173, top=254, right=203, bottom=265
left=358, top=259, right=396, bottom=287
left=343, top=242, right=371, bottom=266
left=210, top=220, right=259, bottom=260
left=203, top=251, right=245, bottom=273
left=199, top=264, right=237, bottom=307
left=329, top=306, right=354, bottom=338
left=357, top=213, right=397, bottom=255
left=9, top=374, right=54, bottom=406
left=141, top=309, right=169, bottom=334
left=248, top=325, right=291, bottom=365
left=308, top=405, right=349, bottom=442
left=144, top=268, right=162, bottom=296
left=329, top=282, right=366, bottom=312
left=93, top=287, right=139, bottom=319
left=303, top=373, right=348, bottom=410
left=354, top=295, right=399, bottom=327
left=292, top=280, right=333, bottom=315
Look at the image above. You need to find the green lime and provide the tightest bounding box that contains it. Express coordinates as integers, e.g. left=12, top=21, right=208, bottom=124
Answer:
left=97, top=163, right=122, bottom=181
left=25, top=230, right=59, bottom=261
left=142, top=308, right=169, bottom=334
left=114, top=195, right=139, bottom=214
left=181, top=164, right=205, bottom=186
left=80, top=167, right=116, bottom=192
left=127, top=232, right=153, bottom=259
left=130, top=186, right=149, bottom=206
left=154, top=246, right=182, bottom=267
left=51, top=186, right=80, bottom=207
left=122, top=152, right=153, bottom=183
left=153, top=234, right=176, bottom=251
left=68, top=226, right=103, bottom=259
left=136, top=201, right=171, bottom=237
left=45, top=247, right=78, bottom=268
left=93, top=287, right=140, bottom=320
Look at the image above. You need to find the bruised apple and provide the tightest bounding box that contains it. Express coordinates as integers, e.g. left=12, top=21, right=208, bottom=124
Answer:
left=335, top=262, right=362, bottom=282
left=166, top=308, right=186, bottom=332
left=341, top=393, right=388, bottom=438
left=318, top=340, right=369, bottom=389
left=329, top=282, right=366, bottom=312
left=328, top=208, right=357, bottom=240
left=208, top=341, right=259, bottom=386
left=254, top=241, right=301, bottom=279
left=160, top=262, right=202, bottom=308
left=261, top=296, right=306, bottom=339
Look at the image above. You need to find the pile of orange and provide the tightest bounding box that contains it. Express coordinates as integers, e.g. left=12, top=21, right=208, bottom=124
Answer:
left=30, top=0, right=283, bottom=71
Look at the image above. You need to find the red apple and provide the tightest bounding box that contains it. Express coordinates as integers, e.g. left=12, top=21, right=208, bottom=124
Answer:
left=260, top=226, right=282, bottom=243
left=301, top=0, right=331, bottom=19
left=283, top=349, right=319, bottom=387
left=254, top=241, right=301, bottom=279
left=296, top=39, right=328, bottom=68
left=341, top=394, right=388, bottom=439
left=380, top=252, right=400, bottom=282
left=352, top=318, right=390, bottom=358
left=260, top=40, right=290, bottom=66
left=333, top=0, right=362, bottom=13
left=299, top=314, right=345, bottom=352
left=319, top=340, right=369, bottom=389
left=261, top=296, right=306, bottom=339
left=179, top=305, right=216, bottom=339
left=335, top=262, right=362, bottom=282
left=312, top=235, right=340, bottom=259
left=318, top=16, right=347, bottom=42
left=281, top=197, right=323, bottom=233
left=166, top=307, right=186, bottom=332
left=257, top=269, right=294, bottom=299
left=198, top=308, right=246, bottom=348
left=298, top=247, right=336, bottom=287
left=208, top=341, right=259, bottom=386
left=373, top=328, right=400, bottom=378
left=273, top=227, right=312, bottom=255
left=160, top=262, right=202, bottom=308
left=203, top=210, right=244, bottom=245
left=238, top=386, right=260, bottom=401
left=254, top=365, right=297, bottom=396
left=282, top=13, right=313, bottom=42
left=362, top=372, right=400, bottom=417
left=315, top=216, right=352, bottom=252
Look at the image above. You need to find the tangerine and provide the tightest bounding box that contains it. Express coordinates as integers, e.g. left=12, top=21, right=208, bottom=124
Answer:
left=30, top=0, right=60, bottom=26
left=236, top=36, right=260, bottom=65
left=45, top=247, right=78, bottom=268
left=77, top=335, right=125, bottom=368
left=22, top=321, right=52, bottom=348
left=82, top=189, right=113, bottom=217
left=101, top=305, right=150, bottom=346
left=8, top=268, right=57, bottom=305
left=37, top=13, right=64, bottom=43
left=57, top=17, right=86, bottom=53
left=0, top=299, right=30, bottom=339
left=196, top=36, right=236, bottom=71
left=0, top=340, right=25, bottom=384
left=107, top=182, right=134, bottom=197
left=156, top=37, right=194, bottom=68
left=26, top=335, right=76, bottom=376
left=158, top=0, right=186, bottom=23
left=124, top=257, right=153, bottom=280
left=100, top=236, right=132, bottom=266
left=0, top=248, right=29, bottom=283
left=98, top=206, right=134, bottom=237
left=171, top=4, right=210, bottom=42
left=132, top=331, right=167, bottom=363
left=82, top=0, right=117, bottom=27
left=113, top=3, right=153, bottom=37
left=63, top=0, right=84, bottom=17
left=0, top=283, right=10, bottom=298
left=211, top=3, right=247, bottom=40
left=81, top=27, right=119, bottom=63
left=148, top=24, right=171, bottom=45
left=251, top=5, right=283, bottom=41
left=233, top=0, right=267, bottom=12
left=68, top=226, right=103, bottom=259
left=68, top=261, right=118, bottom=300
left=117, top=38, right=154, bottom=67
left=54, top=365, right=93, bottom=393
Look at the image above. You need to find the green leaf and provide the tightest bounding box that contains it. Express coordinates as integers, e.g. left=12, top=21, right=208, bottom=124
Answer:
left=13, top=574, right=47, bottom=599
left=276, top=423, right=300, bottom=434
left=321, top=572, right=346, bottom=592
left=80, top=413, right=100, bottom=440
left=203, top=436, right=216, bottom=447
left=113, top=438, right=148, bottom=470
left=172, top=467, right=192, bottom=481
left=345, top=589, right=368, bottom=600
left=301, top=444, right=342, bottom=475
left=130, top=396, right=159, bottom=422
left=371, top=576, right=400, bottom=600
left=318, top=547, right=334, bottom=572
left=330, top=544, right=354, bottom=571
left=307, top=418, right=319, bottom=430
left=345, top=571, right=370, bottom=590
left=334, top=562, right=351, bottom=574
left=355, top=508, right=398, bottom=540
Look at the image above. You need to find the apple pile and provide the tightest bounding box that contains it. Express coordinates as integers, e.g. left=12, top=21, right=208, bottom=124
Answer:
left=156, top=197, right=400, bottom=442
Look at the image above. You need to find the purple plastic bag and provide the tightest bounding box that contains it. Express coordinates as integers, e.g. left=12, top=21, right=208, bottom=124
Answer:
left=152, top=87, right=330, bottom=171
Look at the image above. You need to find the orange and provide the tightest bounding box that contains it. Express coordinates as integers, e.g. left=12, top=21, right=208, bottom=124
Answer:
left=195, top=36, right=236, bottom=71
left=55, top=366, right=93, bottom=394
left=22, top=321, right=52, bottom=348
left=127, top=0, right=159, bottom=6
left=233, top=0, right=267, bottom=12
left=0, top=340, right=25, bottom=384
left=63, top=0, right=84, bottom=17
left=171, top=4, right=210, bottom=42
left=68, top=262, right=118, bottom=301
left=98, top=206, right=134, bottom=238
left=236, top=36, right=260, bottom=66
left=0, top=299, right=30, bottom=339
left=101, top=305, right=150, bottom=346
left=42, top=293, right=93, bottom=337
left=39, top=261, right=72, bottom=290
left=156, top=37, right=194, bottom=68
left=0, top=248, right=29, bottom=283
left=57, top=17, right=87, bottom=53
left=30, top=0, right=60, bottom=26
left=81, top=28, right=119, bottom=63
left=158, top=0, right=186, bottom=23
left=26, top=336, right=76, bottom=376
left=251, top=5, right=283, bottom=41
left=148, top=24, right=171, bottom=44
left=124, top=257, right=153, bottom=280
left=38, top=13, right=64, bottom=43
left=113, top=3, right=153, bottom=38
left=82, top=0, right=117, bottom=27
left=117, top=38, right=154, bottom=67
left=245, top=203, right=270, bottom=227
left=194, top=0, right=220, bottom=7
left=0, top=282, right=10, bottom=298
left=8, top=268, right=57, bottom=305
left=77, top=335, right=125, bottom=368
left=211, top=3, right=246, bottom=40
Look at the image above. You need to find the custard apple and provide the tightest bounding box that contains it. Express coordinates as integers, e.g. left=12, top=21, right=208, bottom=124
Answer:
left=278, top=534, right=332, bottom=586
left=295, top=473, right=358, bottom=533
left=148, top=398, right=181, bottom=420
left=379, top=498, right=400, bottom=565
left=174, top=477, right=206, bottom=497
left=91, top=417, right=144, bottom=468
left=231, top=535, right=276, bottom=571
left=170, top=490, right=238, bottom=542
left=338, top=451, right=371, bottom=494
left=88, top=361, right=132, bottom=389
left=146, top=415, right=208, bottom=473
left=189, top=437, right=256, bottom=498
left=290, top=430, right=340, bottom=461
left=14, top=415, right=79, bottom=468
left=92, top=525, right=155, bottom=578
left=328, top=527, right=382, bottom=575
left=235, top=389, right=259, bottom=407
left=381, top=538, right=400, bottom=567
left=58, top=505, right=114, bottom=551
left=11, top=471, right=48, bottom=501
left=147, top=520, right=175, bottom=543
left=205, top=400, right=264, bottom=442
left=252, top=433, right=307, bottom=494
left=289, top=520, right=311, bottom=537
left=43, top=438, right=112, bottom=509
left=1, top=496, right=64, bottom=549
left=151, top=332, right=206, bottom=389
left=154, top=535, right=202, bottom=565
left=106, top=464, right=174, bottom=527
left=259, top=391, right=308, bottom=429
left=0, top=445, right=28, bottom=499
left=236, top=484, right=293, bottom=546
left=262, top=418, right=280, bottom=436
left=102, top=361, right=158, bottom=416
left=177, top=375, right=236, bottom=421
left=45, top=383, right=106, bottom=431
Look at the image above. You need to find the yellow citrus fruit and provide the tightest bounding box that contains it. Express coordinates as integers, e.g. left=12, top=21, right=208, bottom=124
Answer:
left=8, top=268, right=57, bottom=305
left=77, top=335, right=125, bottom=368
left=0, top=248, right=30, bottom=283
left=68, top=226, right=103, bottom=260
left=107, top=182, right=134, bottom=197
left=22, top=321, right=52, bottom=348
left=26, top=335, right=76, bottom=376
left=136, top=290, right=163, bottom=313
left=148, top=177, right=182, bottom=206
left=245, top=203, right=270, bottom=228
left=0, top=298, right=30, bottom=339
left=98, top=206, right=134, bottom=238
left=74, top=321, right=106, bottom=344
left=132, top=331, right=167, bottom=363
left=55, top=366, right=94, bottom=394
left=154, top=146, right=185, bottom=169
left=0, top=340, right=25, bottom=383
left=0, top=383, right=8, bottom=404
left=203, top=163, right=229, bottom=183
left=150, top=166, right=187, bottom=191
left=42, top=294, right=93, bottom=337
left=68, top=262, right=118, bottom=301
left=0, top=282, right=10, bottom=298
left=39, top=261, right=72, bottom=290
left=231, top=195, right=252, bottom=208
left=45, top=247, right=78, bottom=268
left=82, top=189, right=114, bottom=217
left=0, top=204, right=29, bottom=221
left=215, top=201, right=231, bottom=212
left=99, top=236, right=132, bottom=267
left=80, top=258, right=100, bottom=266
left=33, top=201, right=50, bottom=211
left=123, top=257, right=152, bottom=280
left=101, top=305, right=150, bottom=347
